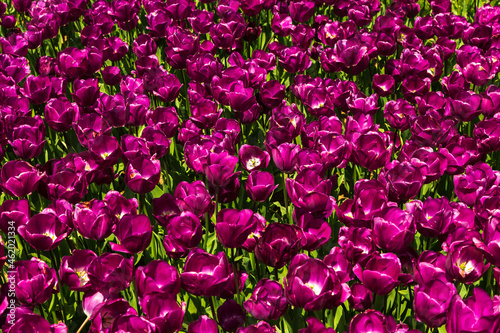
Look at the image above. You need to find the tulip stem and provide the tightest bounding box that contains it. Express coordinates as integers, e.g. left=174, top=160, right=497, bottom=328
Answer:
left=76, top=316, right=90, bottom=333
left=208, top=296, right=217, bottom=322
left=204, top=212, right=210, bottom=249
left=282, top=173, right=291, bottom=224
left=232, top=247, right=241, bottom=305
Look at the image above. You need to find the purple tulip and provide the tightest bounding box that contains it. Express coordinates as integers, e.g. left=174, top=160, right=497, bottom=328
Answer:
left=57, top=47, right=103, bottom=78
left=473, top=117, right=500, bottom=153
left=203, top=151, right=240, bottom=188
left=353, top=252, right=401, bottom=295
left=350, top=131, right=391, bottom=171
left=407, top=197, right=453, bottom=239
left=338, top=226, right=374, bottom=265
left=285, top=254, right=348, bottom=311
left=287, top=169, right=335, bottom=214
left=384, top=99, right=416, bottom=131
left=101, top=66, right=121, bottom=86
left=88, top=253, right=133, bottom=295
left=245, top=171, right=278, bottom=202
left=89, top=298, right=137, bottom=333
left=445, top=241, right=489, bottom=285
left=217, top=299, right=246, bottom=332
left=0, top=160, right=45, bottom=198
left=163, top=211, right=203, bottom=259
left=18, top=211, right=71, bottom=251
left=22, top=75, right=52, bottom=105
left=110, top=214, right=152, bottom=254
left=125, top=156, right=161, bottom=194
left=74, top=199, right=115, bottom=240
left=372, top=207, right=416, bottom=253
left=45, top=97, right=79, bottom=132
left=237, top=321, right=277, bottom=333
left=373, top=74, right=396, bottom=97
left=181, top=248, right=243, bottom=298
left=299, top=317, right=335, bottom=333
left=278, top=46, right=312, bottom=73
left=349, top=310, right=394, bottom=333
left=260, top=80, right=286, bottom=108
left=414, top=278, right=457, bottom=328
left=152, top=193, right=181, bottom=228
left=60, top=250, right=97, bottom=292
left=255, top=223, right=304, bottom=268
left=16, top=258, right=57, bottom=305
left=110, top=314, right=158, bottom=333
left=0, top=199, right=30, bottom=233
left=188, top=315, right=218, bottom=333
left=270, top=143, right=301, bottom=174
left=382, top=160, right=424, bottom=203
left=135, top=260, right=180, bottom=300
left=243, top=278, right=287, bottom=321
left=239, top=145, right=270, bottom=172
left=446, top=288, right=500, bottom=333
left=296, top=213, right=331, bottom=251
left=348, top=283, right=373, bottom=312
left=7, top=312, right=67, bottom=333
left=140, top=293, right=185, bottom=333
left=215, top=209, right=261, bottom=249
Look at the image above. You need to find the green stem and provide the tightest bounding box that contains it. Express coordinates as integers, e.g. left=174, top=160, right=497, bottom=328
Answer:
left=282, top=173, right=291, bottom=224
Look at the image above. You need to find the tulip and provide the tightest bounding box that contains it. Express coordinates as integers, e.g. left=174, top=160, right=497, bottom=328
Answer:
left=217, top=299, right=246, bottom=332
left=89, top=298, right=137, bottom=333
left=8, top=117, right=46, bottom=160
left=88, top=253, right=134, bottom=295
left=163, top=211, right=203, bottom=259
left=237, top=321, right=277, bottom=333
left=181, top=248, right=242, bottom=298
left=18, top=211, right=71, bottom=252
left=284, top=254, right=348, bottom=311
left=414, top=278, right=457, bottom=327
left=45, top=97, right=79, bottom=132
left=0, top=199, right=30, bottom=232
left=101, top=66, right=121, bottom=86
left=407, top=197, right=453, bottom=239
left=299, top=317, right=335, bottom=333
left=446, top=288, right=500, bottom=333
left=244, top=171, right=277, bottom=203
left=135, top=260, right=181, bottom=299
left=373, top=74, right=395, bottom=97
left=349, top=310, right=393, bottom=333
left=243, top=278, right=288, bottom=321
left=0, top=160, right=45, bottom=198
left=74, top=199, right=115, bottom=240
left=384, top=99, right=416, bottom=131
left=188, top=315, right=218, bottom=333
left=141, top=293, right=185, bottom=333
left=22, top=75, right=52, bottom=104
left=270, top=143, right=301, bottom=174
left=383, top=160, right=424, bottom=203
left=350, top=131, right=391, bottom=171
left=15, top=258, right=57, bottom=305
left=323, top=247, right=353, bottom=283
left=215, top=209, right=261, bottom=249
left=255, top=223, right=304, bottom=268
left=260, top=80, right=286, bottom=108
left=125, top=156, right=161, bottom=194
left=372, top=207, right=416, bottom=253
left=296, top=213, right=331, bottom=251
left=7, top=312, right=67, bottom=333
left=445, top=241, right=489, bottom=284
left=152, top=193, right=181, bottom=228
left=72, top=78, right=100, bottom=107
left=348, top=283, right=373, bottom=312
left=278, top=46, right=312, bottom=73
left=110, top=214, right=152, bottom=254
left=239, top=145, right=270, bottom=172
left=338, top=226, right=374, bottom=265
left=110, top=314, right=158, bottom=333
left=203, top=151, right=240, bottom=188
left=353, top=252, right=401, bottom=295
left=60, top=250, right=97, bottom=292
left=57, top=47, right=103, bottom=78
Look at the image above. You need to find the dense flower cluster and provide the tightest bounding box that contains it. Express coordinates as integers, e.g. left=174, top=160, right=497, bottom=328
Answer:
left=1, top=0, right=500, bottom=332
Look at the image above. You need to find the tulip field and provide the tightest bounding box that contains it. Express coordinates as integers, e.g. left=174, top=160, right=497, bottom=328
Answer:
left=2, top=0, right=500, bottom=331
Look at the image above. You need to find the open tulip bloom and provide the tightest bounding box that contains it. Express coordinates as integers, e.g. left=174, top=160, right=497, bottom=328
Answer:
left=4, top=1, right=500, bottom=332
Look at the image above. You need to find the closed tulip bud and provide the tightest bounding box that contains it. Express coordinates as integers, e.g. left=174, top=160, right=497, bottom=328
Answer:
left=246, top=171, right=277, bottom=202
